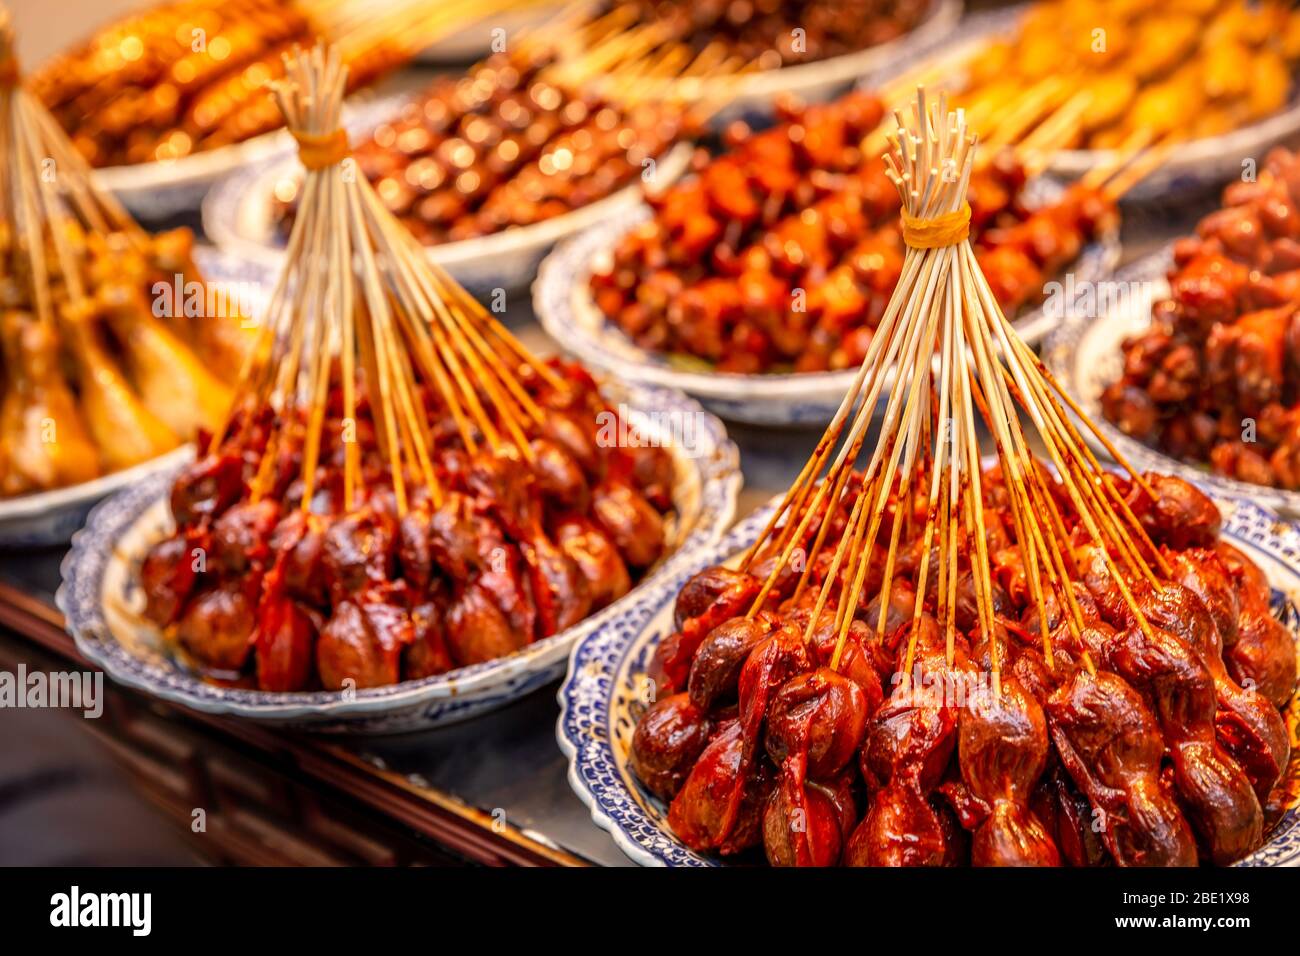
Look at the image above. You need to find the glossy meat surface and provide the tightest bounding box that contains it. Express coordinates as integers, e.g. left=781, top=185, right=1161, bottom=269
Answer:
left=629, top=464, right=1297, bottom=866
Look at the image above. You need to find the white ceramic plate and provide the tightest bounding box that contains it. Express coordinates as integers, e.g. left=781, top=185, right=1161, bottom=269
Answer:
left=558, top=493, right=1300, bottom=866
left=203, top=132, right=694, bottom=294
left=1042, top=245, right=1300, bottom=518
left=533, top=178, right=1121, bottom=426
left=414, top=4, right=565, bottom=63
left=0, top=247, right=266, bottom=548
left=57, top=378, right=741, bottom=733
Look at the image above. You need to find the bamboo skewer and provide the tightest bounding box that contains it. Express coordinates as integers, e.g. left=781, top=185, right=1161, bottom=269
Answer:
left=741, top=89, right=1184, bottom=699
left=224, top=42, right=582, bottom=523
left=0, top=10, right=164, bottom=324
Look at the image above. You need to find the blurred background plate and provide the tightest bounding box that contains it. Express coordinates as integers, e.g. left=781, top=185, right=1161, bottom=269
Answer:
left=204, top=136, right=693, bottom=293
left=625, top=0, right=961, bottom=125
left=534, top=177, right=1121, bottom=426
left=860, top=4, right=1300, bottom=202
left=1042, top=246, right=1300, bottom=517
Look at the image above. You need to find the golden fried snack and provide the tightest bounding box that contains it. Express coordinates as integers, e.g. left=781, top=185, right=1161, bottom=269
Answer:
left=940, top=0, right=1300, bottom=152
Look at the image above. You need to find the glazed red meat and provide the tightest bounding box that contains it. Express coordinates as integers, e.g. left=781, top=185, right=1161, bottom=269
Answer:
left=590, top=91, right=1115, bottom=373
left=140, top=360, right=675, bottom=692
left=628, top=466, right=1297, bottom=866
left=950, top=677, right=1060, bottom=867
left=1103, top=147, right=1300, bottom=490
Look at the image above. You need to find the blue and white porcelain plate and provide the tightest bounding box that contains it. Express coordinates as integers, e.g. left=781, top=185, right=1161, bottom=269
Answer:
left=860, top=4, right=1300, bottom=202
left=557, top=495, right=1300, bottom=867
left=533, top=178, right=1120, bottom=427
left=0, top=247, right=266, bottom=548
left=57, top=379, right=740, bottom=734
left=1042, top=246, right=1300, bottom=518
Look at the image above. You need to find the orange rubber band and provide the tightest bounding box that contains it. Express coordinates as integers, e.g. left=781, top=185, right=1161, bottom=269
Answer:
left=901, top=202, right=971, bottom=249
left=293, top=128, right=350, bottom=170
left=0, top=57, right=20, bottom=88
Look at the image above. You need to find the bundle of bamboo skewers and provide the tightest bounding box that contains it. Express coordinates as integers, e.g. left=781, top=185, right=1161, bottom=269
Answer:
left=138, top=43, right=677, bottom=692
left=629, top=90, right=1296, bottom=867
left=0, top=10, right=247, bottom=498
left=739, top=89, right=1175, bottom=698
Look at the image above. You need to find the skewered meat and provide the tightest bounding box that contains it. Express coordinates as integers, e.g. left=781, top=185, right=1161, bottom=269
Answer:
left=1100, top=617, right=1262, bottom=865
left=554, top=515, right=632, bottom=610
left=629, top=462, right=1298, bottom=866
left=317, top=589, right=413, bottom=691
left=251, top=576, right=317, bottom=693
left=590, top=91, right=1115, bottom=372
left=0, top=208, right=249, bottom=496
left=1216, top=541, right=1299, bottom=708
left=404, top=599, right=454, bottom=680
left=0, top=312, right=99, bottom=494
left=938, top=0, right=1300, bottom=152
left=1103, top=147, right=1300, bottom=490
left=688, top=617, right=770, bottom=711
left=274, top=52, right=693, bottom=248
left=31, top=0, right=417, bottom=167
left=175, top=575, right=259, bottom=675
left=667, top=719, right=774, bottom=856
left=847, top=621, right=964, bottom=867
left=651, top=566, right=762, bottom=695
left=140, top=533, right=200, bottom=627
left=631, top=692, right=713, bottom=800
left=949, top=676, right=1061, bottom=867
left=1048, top=668, right=1199, bottom=867
left=141, top=360, right=675, bottom=691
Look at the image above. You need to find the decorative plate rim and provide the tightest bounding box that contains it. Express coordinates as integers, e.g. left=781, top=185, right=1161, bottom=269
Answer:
left=557, top=494, right=1300, bottom=867
left=56, top=378, right=741, bottom=722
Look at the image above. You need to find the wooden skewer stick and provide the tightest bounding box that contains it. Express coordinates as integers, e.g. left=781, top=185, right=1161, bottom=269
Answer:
left=246, top=41, right=610, bottom=520
left=742, top=89, right=1186, bottom=701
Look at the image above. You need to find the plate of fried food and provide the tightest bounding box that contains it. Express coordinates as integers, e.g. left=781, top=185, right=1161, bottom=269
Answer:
left=1045, top=146, right=1300, bottom=517
left=0, top=17, right=255, bottom=546
left=536, top=88, right=1121, bottom=426
left=559, top=479, right=1300, bottom=866
left=32, top=0, right=487, bottom=218
left=203, top=44, right=698, bottom=292
left=560, top=97, right=1300, bottom=867
left=58, top=48, right=741, bottom=733
left=868, top=0, right=1300, bottom=200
